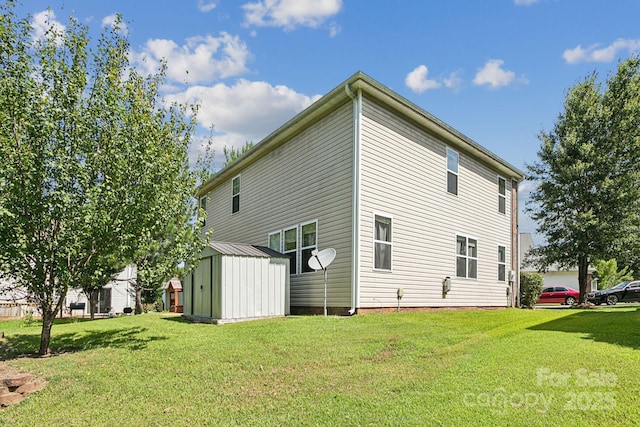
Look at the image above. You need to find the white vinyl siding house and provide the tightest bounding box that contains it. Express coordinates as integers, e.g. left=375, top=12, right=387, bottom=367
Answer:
left=357, top=96, right=516, bottom=308
left=200, top=102, right=354, bottom=310
left=196, top=72, right=523, bottom=314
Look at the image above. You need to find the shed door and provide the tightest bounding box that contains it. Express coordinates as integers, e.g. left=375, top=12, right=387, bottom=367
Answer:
left=194, top=256, right=212, bottom=317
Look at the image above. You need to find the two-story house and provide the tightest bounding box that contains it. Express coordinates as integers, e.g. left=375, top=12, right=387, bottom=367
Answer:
left=188, top=71, right=523, bottom=316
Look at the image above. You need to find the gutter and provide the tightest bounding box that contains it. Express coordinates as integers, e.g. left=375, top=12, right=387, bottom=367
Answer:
left=345, top=84, right=361, bottom=315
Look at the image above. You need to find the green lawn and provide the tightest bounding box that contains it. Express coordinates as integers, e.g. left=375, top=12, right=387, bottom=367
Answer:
left=1, top=307, right=638, bottom=426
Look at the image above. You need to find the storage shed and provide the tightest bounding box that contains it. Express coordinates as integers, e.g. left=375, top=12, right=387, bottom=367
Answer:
left=183, top=242, right=290, bottom=324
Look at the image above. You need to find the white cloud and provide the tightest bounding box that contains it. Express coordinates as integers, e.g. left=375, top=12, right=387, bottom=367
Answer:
left=31, top=9, right=65, bottom=42
left=102, top=14, right=129, bottom=36
left=405, top=65, right=441, bottom=93
left=242, top=0, right=343, bottom=30
left=166, top=79, right=320, bottom=141
left=562, top=38, right=640, bottom=64
left=169, top=80, right=320, bottom=169
left=131, top=32, right=251, bottom=84
left=443, top=70, right=463, bottom=92
left=473, top=59, right=527, bottom=88
left=328, top=21, right=341, bottom=37
left=514, top=0, right=541, bottom=6
left=198, top=1, right=218, bottom=12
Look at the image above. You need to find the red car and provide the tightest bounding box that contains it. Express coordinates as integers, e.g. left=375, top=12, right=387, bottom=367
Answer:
left=538, top=286, right=579, bottom=305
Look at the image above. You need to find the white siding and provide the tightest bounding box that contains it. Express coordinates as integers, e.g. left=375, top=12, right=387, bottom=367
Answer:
left=541, top=271, right=580, bottom=290
left=358, top=97, right=513, bottom=308
left=202, top=102, right=354, bottom=308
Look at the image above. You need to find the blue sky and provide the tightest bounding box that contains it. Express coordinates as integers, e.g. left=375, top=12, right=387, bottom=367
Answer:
left=15, top=0, right=640, bottom=239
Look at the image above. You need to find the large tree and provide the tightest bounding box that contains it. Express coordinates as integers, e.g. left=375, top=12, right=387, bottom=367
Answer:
left=0, top=2, right=207, bottom=354
left=526, top=57, right=640, bottom=303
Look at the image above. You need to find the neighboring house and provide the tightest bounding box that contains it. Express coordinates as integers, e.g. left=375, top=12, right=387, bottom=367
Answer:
left=519, top=233, right=595, bottom=291
left=0, top=265, right=137, bottom=318
left=0, top=277, right=36, bottom=317
left=65, top=264, right=137, bottom=316
left=196, top=71, right=524, bottom=315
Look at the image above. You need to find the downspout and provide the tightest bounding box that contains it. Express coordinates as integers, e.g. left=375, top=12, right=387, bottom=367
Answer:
left=345, top=84, right=362, bottom=315
left=513, top=179, right=520, bottom=308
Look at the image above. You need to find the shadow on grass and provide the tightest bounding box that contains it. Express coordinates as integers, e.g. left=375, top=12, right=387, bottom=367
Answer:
left=528, top=307, right=640, bottom=350
left=160, top=316, right=191, bottom=324
left=0, top=326, right=167, bottom=360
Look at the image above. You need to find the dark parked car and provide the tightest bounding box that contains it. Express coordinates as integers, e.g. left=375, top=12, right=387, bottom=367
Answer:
left=538, top=286, right=580, bottom=305
left=587, top=281, right=640, bottom=305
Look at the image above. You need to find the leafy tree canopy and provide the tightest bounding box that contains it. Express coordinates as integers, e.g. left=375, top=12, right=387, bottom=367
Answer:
left=526, top=56, right=640, bottom=303
left=593, top=259, right=633, bottom=290
left=0, top=1, right=210, bottom=354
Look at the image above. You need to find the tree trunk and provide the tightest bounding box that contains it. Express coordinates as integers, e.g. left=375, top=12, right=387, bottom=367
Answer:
left=135, top=287, right=143, bottom=315
left=578, top=255, right=589, bottom=304
left=89, top=290, right=98, bottom=320
left=39, top=308, right=56, bottom=355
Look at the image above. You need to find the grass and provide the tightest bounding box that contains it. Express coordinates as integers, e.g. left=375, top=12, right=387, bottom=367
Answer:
left=0, top=306, right=639, bottom=426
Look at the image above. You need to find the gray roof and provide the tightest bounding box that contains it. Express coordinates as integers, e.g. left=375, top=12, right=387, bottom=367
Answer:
left=209, top=241, right=286, bottom=258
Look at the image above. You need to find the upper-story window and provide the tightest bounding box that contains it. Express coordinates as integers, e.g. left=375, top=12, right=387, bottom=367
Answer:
left=498, top=176, right=506, bottom=214
left=374, top=214, right=392, bottom=271
left=456, top=235, right=477, bottom=279
left=232, top=175, right=241, bottom=214
left=447, top=148, right=459, bottom=195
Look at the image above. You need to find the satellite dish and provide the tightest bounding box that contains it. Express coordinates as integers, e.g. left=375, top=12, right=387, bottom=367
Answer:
left=307, top=248, right=337, bottom=317
left=308, top=248, right=336, bottom=271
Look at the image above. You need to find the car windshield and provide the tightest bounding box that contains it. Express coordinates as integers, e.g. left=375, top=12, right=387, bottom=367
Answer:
left=612, top=282, right=630, bottom=290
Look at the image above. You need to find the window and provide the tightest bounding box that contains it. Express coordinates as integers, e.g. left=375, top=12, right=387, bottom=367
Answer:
left=447, top=148, right=459, bottom=195
left=498, top=245, right=506, bottom=282
left=374, top=215, right=392, bottom=270
left=268, top=231, right=281, bottom=252
left=199, top=196, right=207, bottom=226
left=232, top=175, right=240, bottom=214
left=498, top=177, right=506, bottom=214
left=300, top=221, right=317, bottom=273
left=456, top=235, right=477, bottom=279
left=283, top=227, right=298, bottom=274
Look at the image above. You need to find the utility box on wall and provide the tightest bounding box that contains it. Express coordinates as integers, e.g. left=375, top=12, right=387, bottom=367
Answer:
left=183, top=241, right=290, bottom=324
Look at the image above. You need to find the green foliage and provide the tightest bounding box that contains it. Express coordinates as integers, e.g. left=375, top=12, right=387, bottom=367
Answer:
left=520, top=272, right=544, bottom=308
left=526, top=56, right=640, bottom=303
left=0, top=2, right=210, bottom=353
left=593, top=259, right=634, bottom=289
left=223, top=141, right=254, bottom=166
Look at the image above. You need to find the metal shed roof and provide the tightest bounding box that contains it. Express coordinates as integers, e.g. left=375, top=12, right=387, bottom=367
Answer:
left=209, top=241, right=286, bottom=258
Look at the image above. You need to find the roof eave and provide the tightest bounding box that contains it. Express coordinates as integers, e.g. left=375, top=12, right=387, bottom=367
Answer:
left=197, top=71, right=524, bottom=196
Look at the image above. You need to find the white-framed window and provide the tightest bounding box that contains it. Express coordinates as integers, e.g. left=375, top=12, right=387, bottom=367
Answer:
left=283, top=226, right=298, bottom=275
left=232, top=175, right=241, bottom=214
left=447, top=148, right=459, bottom=195
left=269, top=220, right=318, bottom=275
left=199, top=196, right=207, bottom=226
left=456, top=235, right=477, bottom=279
left=300, top=220, right=318, bottom=273
left=498, top=176, right=506, bottom=214
left=498, top=245, right=506, bottom=282
left=268, top=230, right=282, bottom=252
left=374, top=214, right=392, bottom=271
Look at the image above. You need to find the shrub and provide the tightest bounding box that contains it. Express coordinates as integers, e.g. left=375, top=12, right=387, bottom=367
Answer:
left=520, top=272, right=544, bottom=308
